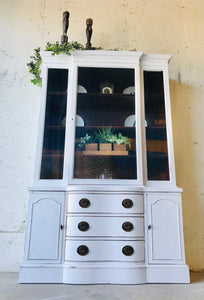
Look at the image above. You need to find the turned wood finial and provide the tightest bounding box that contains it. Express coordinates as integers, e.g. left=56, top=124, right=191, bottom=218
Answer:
left=86, top=18, right=93, bottom=49
left=61, top=11, right=70, bottom=44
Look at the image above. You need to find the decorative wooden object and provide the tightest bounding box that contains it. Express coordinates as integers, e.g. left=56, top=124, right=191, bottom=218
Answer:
left=61, top=11, right=69, bottom=44
left=86, top=18, right=93, bottom=49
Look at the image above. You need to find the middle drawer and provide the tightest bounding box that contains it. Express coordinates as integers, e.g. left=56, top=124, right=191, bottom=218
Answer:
left=66, top=216, right=144, bottom=237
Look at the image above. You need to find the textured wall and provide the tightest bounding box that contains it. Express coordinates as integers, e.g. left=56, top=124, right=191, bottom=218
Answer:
left=0, top=0, right=203, bottom=271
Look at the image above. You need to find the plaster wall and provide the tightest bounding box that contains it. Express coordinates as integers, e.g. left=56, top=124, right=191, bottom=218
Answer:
left=0, top=0, right=203, bottom=271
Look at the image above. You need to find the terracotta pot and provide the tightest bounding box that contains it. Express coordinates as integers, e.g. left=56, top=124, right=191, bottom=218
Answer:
left=99, top=143, right=112, bottom=151
left=113, top=144, right=126, bottom=151
left=85, top=143, right=98, bottom=151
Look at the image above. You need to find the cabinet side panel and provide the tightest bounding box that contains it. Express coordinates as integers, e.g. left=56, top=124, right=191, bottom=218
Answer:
left=29, top=198, right=61, bottom=260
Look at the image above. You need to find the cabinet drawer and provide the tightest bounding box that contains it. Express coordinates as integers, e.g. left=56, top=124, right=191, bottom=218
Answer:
left=65, top=240, right=144, bottom=262
left=67, top=193, right=144, bottom=214
left=66, top=216, right=144, bottom=237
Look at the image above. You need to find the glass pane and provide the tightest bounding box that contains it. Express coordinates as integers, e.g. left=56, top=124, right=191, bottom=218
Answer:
left=40, top=68, right=68, bottom=179
left=74, top=67, right=137, bottom=180
left=144, top=71, right=169, bottom=180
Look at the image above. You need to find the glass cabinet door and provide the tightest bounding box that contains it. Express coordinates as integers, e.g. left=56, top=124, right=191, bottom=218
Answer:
left=143, top=71, right=169, bottom=180
left=74, top=67, right=137, bottom=180
left=40, top=68, right=68, bottom=179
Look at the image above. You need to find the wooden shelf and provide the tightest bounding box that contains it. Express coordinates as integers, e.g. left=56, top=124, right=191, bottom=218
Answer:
left=48, top=91, right=67, bottom=95
left=76, top=150, right=128, bottom=156
left=42, top=154, right=64, bottom=157
left=45, top=126, right=65, bottom=129
left=78, top=92, right=134, bottom=97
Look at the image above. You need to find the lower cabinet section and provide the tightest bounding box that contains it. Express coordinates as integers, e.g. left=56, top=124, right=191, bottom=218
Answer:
left=19, top=190, right=190, bottom=284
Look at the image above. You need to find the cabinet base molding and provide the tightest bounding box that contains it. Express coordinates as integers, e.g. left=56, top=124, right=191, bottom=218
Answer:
left=19, top=265, right=63, bottom=283
left=19, top=264, right=190, bottom=284
left=146, top=265, right=190, bottom=283
left=63, top=265, right=146, bottom=284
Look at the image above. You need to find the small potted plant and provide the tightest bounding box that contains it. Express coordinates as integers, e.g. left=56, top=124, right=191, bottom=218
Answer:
left=94, top=127, right=114, bottom=151
left=76, top=134, right=97, bottom=151
left=113, top=133, right=131, bottom=151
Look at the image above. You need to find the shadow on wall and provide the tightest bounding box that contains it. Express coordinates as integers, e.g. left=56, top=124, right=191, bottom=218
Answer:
left=170, top=79, right=204, bottom=271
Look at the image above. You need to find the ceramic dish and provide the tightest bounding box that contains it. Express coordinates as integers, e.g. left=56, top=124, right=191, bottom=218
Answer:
left=61, top=115, right=85, bottom=127
left=76, top=115, right=84, bottom=127
left=124, top=115, right=136, bottom=127
left=122, top=86, right=135, bottom=95
left=77, top=85, right=87, bottom=93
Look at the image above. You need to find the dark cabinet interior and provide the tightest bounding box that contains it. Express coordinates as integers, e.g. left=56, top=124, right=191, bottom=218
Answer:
left=144, top=71, right=169, bottom=180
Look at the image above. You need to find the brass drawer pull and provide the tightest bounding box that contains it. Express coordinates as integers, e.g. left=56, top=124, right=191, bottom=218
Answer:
left=122, top=199, right=133, bottom=208
left=78, top=221, right=89, bottom=231
left=79, top=198, right=90, bottom=208
left=122, top=245, right=134, bottom=256
left=77, top=245, right=89, bottom=256
left=122, top=222, right=134, bottom=232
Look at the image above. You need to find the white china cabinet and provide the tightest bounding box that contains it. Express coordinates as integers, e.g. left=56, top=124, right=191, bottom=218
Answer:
left=19, top=50, right=189, bottom=284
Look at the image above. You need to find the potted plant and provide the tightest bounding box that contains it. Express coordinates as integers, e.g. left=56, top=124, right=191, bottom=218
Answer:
left=112, top=133, right=131, bottom=151
left=94, top=127, right=114, bottom=151
left=76, top=134, right=97, bottom=151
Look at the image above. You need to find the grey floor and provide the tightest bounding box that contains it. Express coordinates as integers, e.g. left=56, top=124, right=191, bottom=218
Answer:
left=0, top=272, right=204, bottom=300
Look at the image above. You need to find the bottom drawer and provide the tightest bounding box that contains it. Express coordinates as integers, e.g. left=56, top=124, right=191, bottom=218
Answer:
left=65, top=240, right=144, bottom=262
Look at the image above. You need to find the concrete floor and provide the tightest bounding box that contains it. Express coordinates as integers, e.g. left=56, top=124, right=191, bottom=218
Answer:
left=0, top=272, right=204, bottom=300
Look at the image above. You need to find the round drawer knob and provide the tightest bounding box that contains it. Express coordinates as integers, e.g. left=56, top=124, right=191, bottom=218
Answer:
left=122, top=199, right=133, bottom=208
left=122, top=222, right=134, bottom=232
left=122, top=245, right=134, bottom=256
left=79, top=198, right=90, bottom=208
left=77, top=245, right=89, bottom=256
left=78, top=221, right=89, bottom=231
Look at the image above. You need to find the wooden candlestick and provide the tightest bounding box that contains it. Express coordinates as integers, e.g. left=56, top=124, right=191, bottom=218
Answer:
left=61, top=11, right=69, bottom=44
left=86, top=18, right=93, bottom=49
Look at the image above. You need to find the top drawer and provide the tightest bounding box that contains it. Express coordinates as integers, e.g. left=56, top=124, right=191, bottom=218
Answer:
left=67, top=193, right=144, bottom=214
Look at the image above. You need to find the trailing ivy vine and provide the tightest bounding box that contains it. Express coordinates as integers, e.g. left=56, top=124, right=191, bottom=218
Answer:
left=27, top=47, right=42, bottom=86
left=27, top=41, right=102, bottom=86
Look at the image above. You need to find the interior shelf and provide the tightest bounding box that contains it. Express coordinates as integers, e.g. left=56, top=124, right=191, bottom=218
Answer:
left=48, top=91, right=67, bottom=95
left=76, top=150, right=129, bottom=156
left=78, top=92, right=135, bottom=97
left=147, top=151, right=168, bottom=158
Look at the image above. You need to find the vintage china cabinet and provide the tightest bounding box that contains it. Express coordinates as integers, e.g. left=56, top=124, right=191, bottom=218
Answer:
left=19, top=50, right=190, bottom=284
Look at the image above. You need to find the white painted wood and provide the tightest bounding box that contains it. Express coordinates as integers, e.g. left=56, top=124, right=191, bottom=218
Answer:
left=66, top=216, right=144, bottom=237
left=141, top=55, right=176, bottom=188
left=19, top=265, right=63, bottom=283
left=29, top=198, right=60, bottom=259
left=65, top=240, right=144, bottom=262
left=20, top=51, right=189, bottom=284
left=67, top=193, right=144, bottom=214
left=63, top=265, right=146, bottom=284
left=146, top=265, right=190, bottom=283
left=22, top=192, right=65, bottom=264
left=146, top=193, right=185, bottom=264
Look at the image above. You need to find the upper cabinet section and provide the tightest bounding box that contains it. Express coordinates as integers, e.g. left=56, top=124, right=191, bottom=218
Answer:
left=74, top=67, right=137, bottom=180
left=35, top=51, right=176, bottom=187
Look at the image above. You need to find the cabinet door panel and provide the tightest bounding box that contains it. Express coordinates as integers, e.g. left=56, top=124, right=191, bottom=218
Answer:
left=28, top=193, right=64, bottom=261
left=147, top=194, right=183, bottom=264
